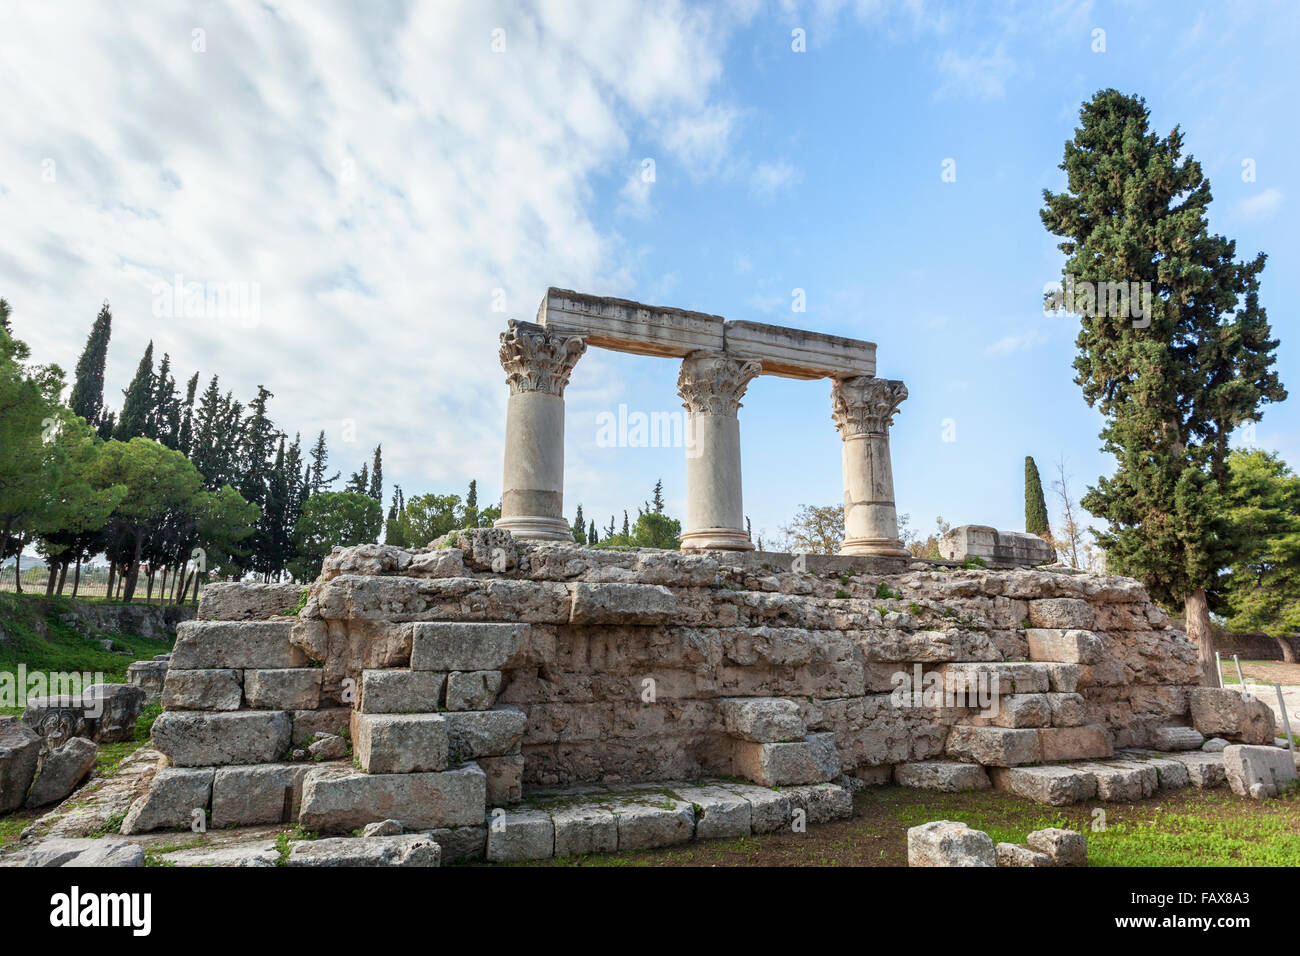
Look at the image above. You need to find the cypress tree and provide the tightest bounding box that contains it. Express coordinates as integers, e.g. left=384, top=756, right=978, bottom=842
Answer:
left=588, top=520, right=598, bottom=545
left=69, top=301, right=112, bottom=428
left=114, top=341, right=155, bottom=440
left=1041, top=90, right=1286, bottom=683
left=652, top=479, right=665, bottom=513
left=309, top=431, right=338, bottom=494
left=0, top=298, right=10, bottom=332
left=368, top=445, right=383, bottom=501
left=571, top=504, right=586, bottom=543
left=1024, top=456, right=1051, bottom=539
left=465, top=479, right=479, bottom=528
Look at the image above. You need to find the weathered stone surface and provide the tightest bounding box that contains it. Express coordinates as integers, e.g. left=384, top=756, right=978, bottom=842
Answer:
left=211, top=763, right=310, bottom=827
left=1026, top=827, right=1087, bottom=866
left=946, top=726, right=1041, bottom=767
left=172, top=620, right=307, bottom=669
left=291, top=707, right=350, bottom=745
left=997, top=842, right=1053, bottom=867
left=1026, top=629, right=1104, bottom=664
left=1202, top=737, right=1229, bottom=752
left=199, top=581, right=304, bottom=621
left=552, top=803, right=619, bottom=857
left=785, top=782, right=853, bottom=823
left=943, top=662, right=1051, bottom=696
left=569, top=583, right=677, bottom=625
left=151, top=710, right=292, bottom=767
left=480, top=753, right=524, bottom=804
left=671, top=784, right=751, bottom=839
left=1151, top=725, right=1204, bottom=751
left=410, top=622, right=526, bottom=671
left=358, top=669, right=445, bottom=714
left=121, top=768, right=214, bottom=834
left=609, top=796, right=695, bottom=850
left=718, top=697, right=806, bottom=742
left=445, top=670, right=504, bottom=711
left=717, top=782, right=793, bottom=833
left=1188, top=689, right=1275, bottom=744
left=308, top=733, right=348, bottom=760
left=1074, top=760, right=1158, bottom=801
left=937, top=526, right=1054, bottom=568
left=163, top=842, right=281, bottom=867
left=1223, top=744, right=1298, bottom=799
left=731, top=733, right=840, bottom=786
left=895, top=760, right=991, bottom=792
left=1027, top=598, right=1096, bottom=630
left=1044, top=692, right=1087, bottom=728
left=127, top=659, right=169, bottom=703
left=362, top=818, right=403, bottom=837
left=429, top=824, right=487, bottom=862
left=989, top=766, right=1098, bottom=806
left=1167, top=751, right=1227, bottom=788
left=0, top=717, right=42, bottom=813
left=162, top=669, right=243, bottom=711
left=287, top=833, right=442, bottom=867
left=25, top=736, right=98, bottom=808
left=486, top=808, right=555, bottom=861
left=1141, top=754, right=1192, bottom=789
left=353, top=713, right=448, bottom=774
left=298, top=763, right=486, bottom=832
left=907, top=820, right=997, bottom=867
left=1041, top=664, right=1082, bottom=693
left=244, top=668, right=322, bottom=710
left=445, top=708, right=527, bottom=762
left=25, top=838, right=145, bottom=867
left=23, top=683, right=145, bottom=744
left=968, top=693, right=1051, bottom=729
left=1039, top=725, right=1111, bottom=762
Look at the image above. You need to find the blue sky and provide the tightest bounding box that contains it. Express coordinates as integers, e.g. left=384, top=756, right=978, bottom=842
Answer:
left=2, top=0, right=1295, bottom=551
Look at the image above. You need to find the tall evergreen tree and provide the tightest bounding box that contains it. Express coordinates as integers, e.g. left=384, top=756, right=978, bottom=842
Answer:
left=571, top=504, right=586, bottom=543
left=1024, top=456, right=1051, bottom=540
left=69, top=301, right=112, bottom=429
left=0, top=298, right=10, bottom=332
left=346, top=462, right=369, bottom=495
left=114, top=341, right=155, bottom=440
left=465, top=479, right=479, bottom=528
left=588, top=520, right=598, bottom=545
left=367, top=445, right=383, bottom=501
left=309, top=431, right=338, bottom=494
left=1041, top=90, right=1286, bottom=682
left=178, top=372, right=199, bottom=455
left=651, top=479, right=665, bottom=514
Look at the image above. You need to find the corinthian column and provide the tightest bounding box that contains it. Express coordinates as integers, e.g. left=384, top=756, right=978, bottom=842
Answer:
left=677, top=350, right=762, bottom=551
left=831, top=376, right=909, bottom=557
left=493, top=320, right=587, bottom=541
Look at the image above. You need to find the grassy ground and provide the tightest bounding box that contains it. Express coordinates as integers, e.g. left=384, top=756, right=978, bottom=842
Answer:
left=517, top=784, right=1300, bottom=868
left=0, top=592, right=174, bottom=688
left=1220, top=659, right=1300, bottom=686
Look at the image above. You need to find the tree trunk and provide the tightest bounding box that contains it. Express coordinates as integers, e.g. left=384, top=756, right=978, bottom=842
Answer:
left=14, top=548, right=21, bottom=594
left=124, top=536, right=143, bottom=604
left=1185, top=588, right=1217, bottom=686
left=1273, top=635, right=1297, bottom=665
left=157, top=567, right=168, bottom=607
left=72, top=556, right=82, bottom=598
left=57, top=559, right=69, bottom=595
left=45, top=562, right=57, bottom=597
left=105, top=561, right=116, bottom=602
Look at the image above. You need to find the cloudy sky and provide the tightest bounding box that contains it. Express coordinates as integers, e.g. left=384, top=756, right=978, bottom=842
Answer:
left=2, top=0, right=1296, bottom=548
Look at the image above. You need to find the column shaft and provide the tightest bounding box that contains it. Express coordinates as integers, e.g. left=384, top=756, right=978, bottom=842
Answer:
left=831, top=376, right=909, bottom=557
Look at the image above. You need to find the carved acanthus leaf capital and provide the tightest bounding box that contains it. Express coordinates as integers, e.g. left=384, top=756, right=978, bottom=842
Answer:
left=499, top=320, right=587, bottom=396
left=831, top=376, right=908, bottom=437
left=677, top=351, right=762, bottom=417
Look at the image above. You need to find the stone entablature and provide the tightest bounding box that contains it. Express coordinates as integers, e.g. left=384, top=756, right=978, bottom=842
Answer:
left=501, top=288, right=904, bottom=556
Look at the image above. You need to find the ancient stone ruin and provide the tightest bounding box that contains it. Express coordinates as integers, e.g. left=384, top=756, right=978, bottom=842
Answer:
left=98, top=291, right=1287, bottom=864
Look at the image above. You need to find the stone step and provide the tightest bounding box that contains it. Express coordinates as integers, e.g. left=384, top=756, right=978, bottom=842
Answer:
left=198, top=582, right=305, bottom=621
left=353, top=713, right=448, bottom=774
left=298, top=763, right=486, bottom=832
left=894, top=761, right=992, bottom=792
left=358, top=669, right=445, bottom=714
left=729, top=732, right=840, bottom=786
left=989, top=749, right=1230, bottom=805
left=717, top=697, right=807, bottom=743
left=172, top=619, right=306, bottom=669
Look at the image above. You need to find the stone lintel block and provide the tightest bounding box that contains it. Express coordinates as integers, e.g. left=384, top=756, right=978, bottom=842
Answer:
left=486, top=808, right=555, bottom=862
left=568, top=582, right=677, bottom=625
left=172, top=620, right=307, bottom=669
left=669, top=785, right=751, bottom=839
left=1039, top=725, right=1111, bottom=763
left=410, top=622, right=526, bottom=672
left=353, top=713, right=448, bottom=774
left=152, top=710, right=292, bottom=767
left=359, top=669, right=445, bottom=714
left=945, top=726, right=1041, bottom=767
left=1026, top=628, right=1104, bottom=665
left=121, top=768, right=214, bottom=834
left=445, top=708, right=527, bottom=763
left=717, top=697, right=806, bottom=743
left=298, top=763, right=487, bottom=832
left=551, top=804, right=619, bottom=858
left=211, top=763, right=311, bottom=828
left=445, top=670, right=504, bottom=711
left=244, top=668, right=322, bottom=710
left=162, top=669, right=243, bottom=711
left=1027, top=598, right=1096, bottom=630
left=480, top=753, right=524, bottom=805
left=907, top=820, right=997, bottom=867
left=895, top=761, right=992, bottom=792
left=989, top=766, right=1097, bottom=806
left=731, top=733, right=841, bottom=787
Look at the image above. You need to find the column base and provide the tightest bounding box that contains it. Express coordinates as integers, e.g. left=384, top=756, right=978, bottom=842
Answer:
left=493, top=515, right=573, bottom=542
left=839, top=537, right=911, bottom=558
left=680, top=527, right=755, bottom=552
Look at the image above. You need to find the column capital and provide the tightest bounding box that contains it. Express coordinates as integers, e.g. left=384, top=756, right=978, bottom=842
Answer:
left=831, top=376, right=908, bottom=438
left=677, top=350, right=762, bottom=417
left=499, top=320, right=587, bottom=396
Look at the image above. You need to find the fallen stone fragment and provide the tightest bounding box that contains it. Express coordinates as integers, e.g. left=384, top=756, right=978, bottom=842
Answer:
left=907, top=820, right=997, bottom=867
left=287, top=833, right=442, bottom=867
left=1223, top=744, right=1298, bottom=799
left=25, top=736, right=98, bottom=808
left=0, top=717, right=43, bottom=813
left=1026, top=827, right=1086, bottom=866
left=1188, top=688, right=1274, bottom=745
left=25, top=838, right=145, bottom=867
left=996, top=842, right=1053, bottom=867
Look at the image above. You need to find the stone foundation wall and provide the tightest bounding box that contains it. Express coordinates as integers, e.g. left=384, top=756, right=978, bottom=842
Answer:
left=135, top=529, right=1201, bottom=837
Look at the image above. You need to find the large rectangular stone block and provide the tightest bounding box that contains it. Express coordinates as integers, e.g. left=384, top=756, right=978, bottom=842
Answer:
left=1039, top=725, right=1111, bottom=762
left=244, top=669, right=322, bottom=710
left=198, top=582, right=304, bottom=621
left=989, top=766, right=1097, bottom=806
left=358, top=669, right=445, bottom=714
left=152, top=710, right=292, bottom=767
left=162, top=669, right=243, bottom=711
left=1224, top=744, right=1298, bottom=799
left=568, top=583, right=677, bottom=625
left=551, top=804, right=618, bottom=857
left=353, top=713, right=448, bottom=774
left=966, top=693, right=1050, bottom=729
left=945, top=726, right=1041, bottom=767
left=670, top=785, right=751, bottom=839
left=445, top=708, right=527, bottom=762
left=1026, top=628, right=1104, bottom=664
left=298, top=763, right=487, bottom=832
left=172, top=620, right=307, bottom=669
left=121, top=767, right=213, bottom=834
left=717, top=697, right=806, bottom=742
left=445, top=670, right=503, bottom=711
left=731, top=733, right=840, bottom=786
left=942, top=662, right=1051, bottom=697
left=211, top=763, right=310, bottom=827
left=410, top=622, right=526, bottom=671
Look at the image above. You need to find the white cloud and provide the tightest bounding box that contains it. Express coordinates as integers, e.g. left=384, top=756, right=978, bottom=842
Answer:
left=749, top=160, right=802, bottom=199
left=1237, top=187, right=1284, bottom=219
left=933, top=43, right=1015, bottom=101
left=0, top=0, right=743, bottom=506
left=985, top=328, right=1047, bottom=356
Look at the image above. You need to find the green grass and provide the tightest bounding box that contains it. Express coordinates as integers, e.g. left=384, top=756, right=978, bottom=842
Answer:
left=0, top=592, right=174, bottom=691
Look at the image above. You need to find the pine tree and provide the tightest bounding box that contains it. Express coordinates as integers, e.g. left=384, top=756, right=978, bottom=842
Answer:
left=571, top=504, right=586, bottom=543
left=114, top=341, right=155, bottom=440
left=1041, top=90, right=1286, bottom=683
left=367, top=445, right=383, bottom=501
left=0, top=298, right=10, bottom=332
left=309, top=431, right=338, bottom=494
left=621, top=511, right=629, bottom=537
left=152, top=353, right=181, bottom=447
left=346, top=462, right=369, bottom=495
left=652, top=479, right=665, bottom=513
left=1024, top=456, right=1051, bottom=540
left=605, top=515, right=615, bottom=538
left=69, top=301, right=112, bottom=429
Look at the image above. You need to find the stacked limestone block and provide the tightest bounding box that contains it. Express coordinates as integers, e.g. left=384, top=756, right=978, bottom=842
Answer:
left=130, top=529, right=1205, bottom=846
